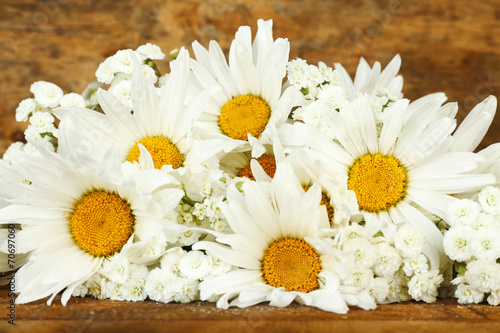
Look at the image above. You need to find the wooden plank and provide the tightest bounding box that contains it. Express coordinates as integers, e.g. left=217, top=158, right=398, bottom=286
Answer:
left=1, top=288, right=500, bottom=332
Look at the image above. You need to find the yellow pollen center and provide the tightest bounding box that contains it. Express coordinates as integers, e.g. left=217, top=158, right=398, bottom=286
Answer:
left=262, top=238, right=322, bottom=293
left=238, top=155, right=276, bottom=180
left=347, top=153, right=408, bottom=213
left=219, top=95, right=271, bottom=141
left=302, top=185, right=334, bottom=223
left=127, top=136, right=185, bottom=170
left=70, top=191, right=135, bottom=257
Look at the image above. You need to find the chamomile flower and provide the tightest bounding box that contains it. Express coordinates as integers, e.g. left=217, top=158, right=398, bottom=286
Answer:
left=191, top=19, right=304, bottom=158
left=298, top=95, right=496, bottom=255
left=334, top=55, right=403, bottom=101
left=55, top=48, right=213, bottom=174
left=193, top=162, right=375, bottom=313
left=0, top=139, right=184, bottom=305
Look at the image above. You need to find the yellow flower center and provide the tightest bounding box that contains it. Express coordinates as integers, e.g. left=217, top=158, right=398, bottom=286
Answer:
left=127, top=136, right=185, bottom=170
left=347, top=153, right=408, bottom=213
left=262, top=238, right=322, bottom=293
left=238, top=155, right=276, bottom=180
left=219, top=95, right=271, bottom=141
left=302, top=185, right=334, bottom=223
left=70, top=191, right=135, bottom=257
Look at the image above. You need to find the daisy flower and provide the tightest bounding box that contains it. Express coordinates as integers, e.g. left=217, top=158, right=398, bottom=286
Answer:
left=334, top=54, right=403, bottom=101
left=193, top=162, right=375, bottom=313
left=55, top=48, right=214, bottom=173
left=190, top=19, right=304, bottom=159
left=296, top=94, right=496, bottom=252
left=0, top=140, right=184, bottom=305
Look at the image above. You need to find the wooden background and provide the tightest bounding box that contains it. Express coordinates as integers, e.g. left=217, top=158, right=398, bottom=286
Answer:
left=1, top=0, right=500, bottom=331
left=1, top=0, right=500, bottom=155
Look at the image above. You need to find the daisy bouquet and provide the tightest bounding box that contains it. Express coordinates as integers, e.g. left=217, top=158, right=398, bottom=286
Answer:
left=1, top=19, right=499, bottom=313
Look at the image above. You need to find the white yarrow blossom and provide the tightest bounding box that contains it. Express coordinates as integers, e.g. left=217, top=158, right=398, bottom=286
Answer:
left=15, top=98, right=37, bottom=122
left=30, top=81, right=64, bottom=108
left=447, top=199, right=482, bottom=226
left=111, top=50, right=139, bottom=74
left=96, top=57, right=115, bottom=84
left=402, top=254, right=429, bottom=276
left=464, top=260, right=500, bottom=293
left=142, top=64, right=158, bottom=84
left=178, top=250, right=211, bottom=280
left=456, top=284, right=484, bottom=304
left=443, top=225, right=473, bottom=262
left=136, top=43, right=165, bottom=60
left=373, top=243, right=402, bottom=277
left=108, top=80, right=133, bottom=109
left=59, top=93, right=86, bottom=108
left=28, top=111, right=57, bottom=134
left=144, top=268, right=177, bottom=302
left=407, top=270, right=443, bottom=303
left=471, top=228, right=500, bottom=261
left=478, top=186, right=500, bottom=215
left=342, top=238, right=376, bottom=268
left=394, top=224, right=424, bottom=258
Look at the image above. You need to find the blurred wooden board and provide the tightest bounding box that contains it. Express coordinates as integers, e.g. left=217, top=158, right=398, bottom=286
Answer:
left=1, top=288, right=500, bottom=333
left=1, top=0, right=500, bottom=154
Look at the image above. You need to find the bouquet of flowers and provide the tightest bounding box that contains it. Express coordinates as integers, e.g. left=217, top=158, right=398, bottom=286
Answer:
left=1, top=19, right=498, bottom=313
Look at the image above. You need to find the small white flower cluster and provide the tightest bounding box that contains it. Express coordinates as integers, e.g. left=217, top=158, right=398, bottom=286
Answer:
left=287, top=58, right=339, bottom=99
left=287, top=58, right=401, bottom=139
left=340, top=223, right=443, bottom=303
left=444, top=186, right=500, bottom=304
left=94, top=43, right=166, bottom=109
left=12, top=81, right=88, bottom=157
left=73, top=248, right=233, bottom=303
left=180, top=181, right=228, bottom=232
left=287, top=59, right=342, bottom=138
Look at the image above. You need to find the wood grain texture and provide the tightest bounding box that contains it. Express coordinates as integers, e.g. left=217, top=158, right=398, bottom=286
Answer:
left=1, top=288, right=500, bottom=333
left=1, top=0, right=500, bottom=154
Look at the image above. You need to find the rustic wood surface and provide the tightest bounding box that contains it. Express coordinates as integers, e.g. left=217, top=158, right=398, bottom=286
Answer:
left=2, top=288, right=500, bottom=333
left=1, top=0, right=500, bottom=331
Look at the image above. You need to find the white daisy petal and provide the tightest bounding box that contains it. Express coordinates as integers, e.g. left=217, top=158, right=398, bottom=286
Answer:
left=379, top=99, right=409, bottom=155
left=451, top=95, right=497, bottom=152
